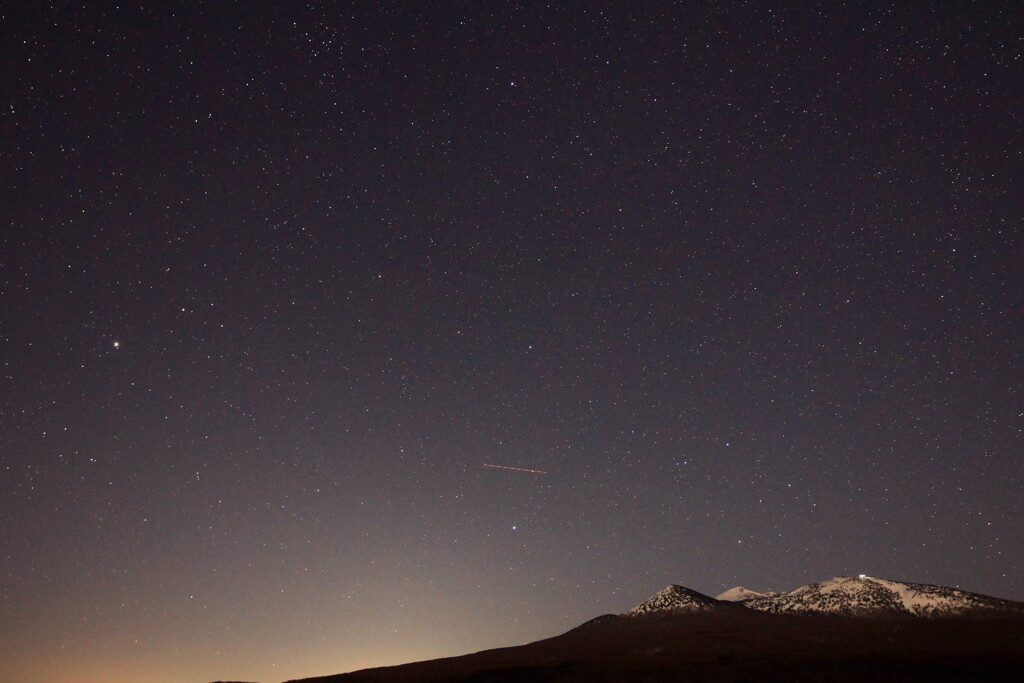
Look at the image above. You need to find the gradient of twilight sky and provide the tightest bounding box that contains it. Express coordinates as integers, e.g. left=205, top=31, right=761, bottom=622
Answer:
left=3, top=3, right=1022, bottom=682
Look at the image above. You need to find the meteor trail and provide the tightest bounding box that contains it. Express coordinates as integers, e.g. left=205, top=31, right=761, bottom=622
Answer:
left=484, top=463, right=547, bottom=474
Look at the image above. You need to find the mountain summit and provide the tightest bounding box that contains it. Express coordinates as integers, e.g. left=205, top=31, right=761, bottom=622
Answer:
left=629, top=576, right=1024, bottom=618
left=715, top=586, right=770, bottom=602
left=626, top=584, right=728, bottom=614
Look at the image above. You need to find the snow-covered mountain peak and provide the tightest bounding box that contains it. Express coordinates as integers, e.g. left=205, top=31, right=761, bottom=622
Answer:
left=628, top=576, right=1024, bottom=618
left=627, top=584, right=724, bottom=614
left=745, top=575, right=1024, bottom=616
left=715, top=586, right=768, bottom=602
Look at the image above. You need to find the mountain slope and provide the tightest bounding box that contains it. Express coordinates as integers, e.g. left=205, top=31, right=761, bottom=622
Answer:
left=742, top=576, right=1024, bottom=617
left=288, top=609, right=1024, bottom=683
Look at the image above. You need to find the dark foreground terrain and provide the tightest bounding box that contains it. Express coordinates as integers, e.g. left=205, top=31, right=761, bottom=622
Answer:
left=287, top=610, right=1024, bottom=682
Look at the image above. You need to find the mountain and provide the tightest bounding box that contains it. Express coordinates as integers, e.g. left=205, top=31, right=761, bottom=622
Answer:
left=715, top=586, right=770, bottom=602
left=626, top=584, right=730, bottom=614
left=742, top=576, right=1024, bottom=617
left=628, top=576, right=1024, bottom=618
left=274, top=576, right=1024, bottom=683
left=288, top=606, right=1024, bottom=683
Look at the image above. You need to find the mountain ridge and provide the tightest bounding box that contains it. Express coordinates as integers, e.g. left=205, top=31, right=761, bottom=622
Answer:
left=628, top=575, right=1024, bottom=618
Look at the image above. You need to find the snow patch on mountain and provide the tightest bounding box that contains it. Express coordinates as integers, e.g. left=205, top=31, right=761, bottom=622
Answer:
left=863, top=576, right=1024, bottom=616
left=715, top=586, right=769, bottom=602
left=744, top=576, right=901, bottom=615
left=868, top=577, right=960, bottom=614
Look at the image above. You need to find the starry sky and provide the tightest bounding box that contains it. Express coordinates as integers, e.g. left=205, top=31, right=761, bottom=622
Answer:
left=2, top=2, right=1023, bottom=682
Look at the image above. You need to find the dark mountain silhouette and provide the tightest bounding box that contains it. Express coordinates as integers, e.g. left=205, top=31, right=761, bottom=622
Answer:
left=263, top=576, right=1024, bottom=683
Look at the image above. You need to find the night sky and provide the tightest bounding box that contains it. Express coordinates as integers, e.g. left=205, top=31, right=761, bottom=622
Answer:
left=3, top=3, right=1023, bottom=682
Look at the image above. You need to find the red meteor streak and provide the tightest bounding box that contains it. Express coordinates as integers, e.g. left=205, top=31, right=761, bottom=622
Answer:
left=483, top=463, right=547, bottom=474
